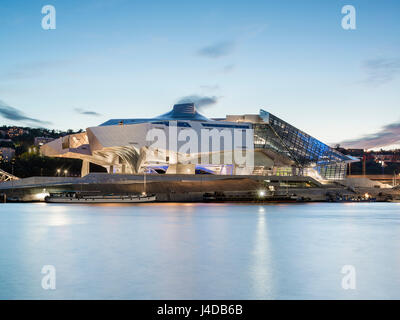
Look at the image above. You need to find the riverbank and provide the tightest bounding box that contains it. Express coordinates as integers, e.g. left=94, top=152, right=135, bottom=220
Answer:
left=1, top=173, right=399, bottom=203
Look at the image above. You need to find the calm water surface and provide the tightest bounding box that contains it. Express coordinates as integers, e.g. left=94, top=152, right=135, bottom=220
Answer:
left=1, top=202, right=400, bottom=299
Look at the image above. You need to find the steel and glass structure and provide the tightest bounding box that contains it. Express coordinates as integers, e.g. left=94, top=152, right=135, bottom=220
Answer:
left=254, top=110, right=354, bottom=180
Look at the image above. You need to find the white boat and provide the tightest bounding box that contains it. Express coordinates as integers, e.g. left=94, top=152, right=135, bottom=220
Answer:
left=45, top=191, right=156, bottom=203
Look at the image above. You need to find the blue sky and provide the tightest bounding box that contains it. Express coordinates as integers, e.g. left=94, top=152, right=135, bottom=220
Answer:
left=0, top=0, right=399, bottom=147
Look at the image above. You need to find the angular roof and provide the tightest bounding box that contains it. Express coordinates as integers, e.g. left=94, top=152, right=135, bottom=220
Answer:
left=257, top=109, right=356, bottom=165
left=156, top=103, right=209, bottom=121
left=100, top=103, right=209, bottom=126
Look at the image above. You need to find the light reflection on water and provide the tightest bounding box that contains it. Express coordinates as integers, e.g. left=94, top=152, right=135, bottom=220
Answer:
left=1, top=202, right=400, bottom=299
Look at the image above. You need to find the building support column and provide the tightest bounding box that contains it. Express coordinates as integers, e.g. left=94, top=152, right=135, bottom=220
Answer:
left=81, top=160, right=90, bottom=177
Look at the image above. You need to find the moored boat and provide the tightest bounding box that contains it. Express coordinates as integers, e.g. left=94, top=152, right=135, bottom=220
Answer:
left=45, top=191, right=156, bottom=203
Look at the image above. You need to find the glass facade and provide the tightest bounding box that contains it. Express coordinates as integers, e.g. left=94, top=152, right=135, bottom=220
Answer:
left=255, top=109, right=353, bottom=180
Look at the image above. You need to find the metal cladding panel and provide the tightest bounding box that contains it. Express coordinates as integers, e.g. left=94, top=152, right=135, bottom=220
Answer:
left=40, top=134, right=92, bottom=160
left=99, top=103, right=210, bottom=126
left=257, top=109, right=356, bottom=168
left=156, top=103, right=210, bottom=121
left=259, top=109, right=270, bottom=123
left=40, top=137, right=64, bottom=156
left=88, top=120, right=253, bottom=153
left=99, top=118, right=149, bottom=126
left=87, top=123, right=150, bottom=150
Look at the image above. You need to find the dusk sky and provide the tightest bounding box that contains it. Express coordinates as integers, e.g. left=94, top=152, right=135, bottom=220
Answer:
left=0, top=0, right=399, bottom=148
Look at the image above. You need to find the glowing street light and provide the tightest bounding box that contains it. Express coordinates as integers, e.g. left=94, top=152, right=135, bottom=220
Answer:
left=64, top=169, right=68, bottom=177
left=378, top=160, right=386, bottom=175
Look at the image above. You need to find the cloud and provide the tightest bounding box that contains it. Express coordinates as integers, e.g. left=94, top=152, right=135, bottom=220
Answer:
left=340, top=120, right=400, bottom=149
left=362, top=58, right=400, bottom=86
left=221, top=64, right=235, bottom=74
left=0, top=100, right=51, bottom=125
left=1, top=60, right=70, bottom=81
left=177, top=95, right=219, bottom=109
left=235, top=23, right=268, bottom=39
left=200, top=84, right=220, bottom=91
left=74, top=108, right=102, bottom=116
left=197, top=41, right=235, bottom=58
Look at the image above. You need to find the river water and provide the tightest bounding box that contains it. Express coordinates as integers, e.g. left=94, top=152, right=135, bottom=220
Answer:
left=1, top=202, right=400, bottom=299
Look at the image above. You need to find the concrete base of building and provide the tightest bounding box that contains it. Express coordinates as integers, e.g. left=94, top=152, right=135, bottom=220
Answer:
left=1, top=173, right=398, bottom=202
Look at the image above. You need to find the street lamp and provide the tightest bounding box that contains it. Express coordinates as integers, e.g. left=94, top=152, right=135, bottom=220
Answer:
left=56, top=169, right=61, bottom=176
left=378, top=160, right=386, bottom=175
left=64, top=169, right=68, bottom=177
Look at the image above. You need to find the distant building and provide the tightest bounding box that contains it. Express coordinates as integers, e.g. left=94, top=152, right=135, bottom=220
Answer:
left=34, top=136, right=55, bottom=146
left=7, top=127, right=26, bottom=138
left=346, top=149, right=365, bottom=157
left=0, top=147, right=15, bottom=161
left=373, top=153, right=400, bottom=163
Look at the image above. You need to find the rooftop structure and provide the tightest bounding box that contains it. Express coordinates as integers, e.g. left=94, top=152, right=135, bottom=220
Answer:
left=34, top=137, right=55, bottom=147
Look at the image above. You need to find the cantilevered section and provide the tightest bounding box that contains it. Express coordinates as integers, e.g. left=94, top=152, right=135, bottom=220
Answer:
left=253, top=109, right=356, bottom=180
left=0, top=168, right=19, bottom=182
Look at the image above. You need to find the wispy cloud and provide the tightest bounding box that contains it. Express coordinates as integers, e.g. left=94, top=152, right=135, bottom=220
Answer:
left=0, top=100, right=51, bottom=125
left=221, top=64, right=235, bottom=74
left=74, top=108, right=102, bottom=116
left=197, top=41, right=235, bottom=58
left=340, top=120, right=400, bottom=149
left=362, top=58, right=400, bottom=86
left=177, top=95, right=219, bottom=109
left=1, top=60, right=70, bottom=81
left=235, top=23, right=267, bottom=39
left=200, top=84, right=220, bottom=91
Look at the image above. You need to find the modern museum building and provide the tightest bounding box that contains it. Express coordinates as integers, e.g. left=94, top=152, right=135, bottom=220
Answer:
left=41, top=103, right=357, bottom=181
